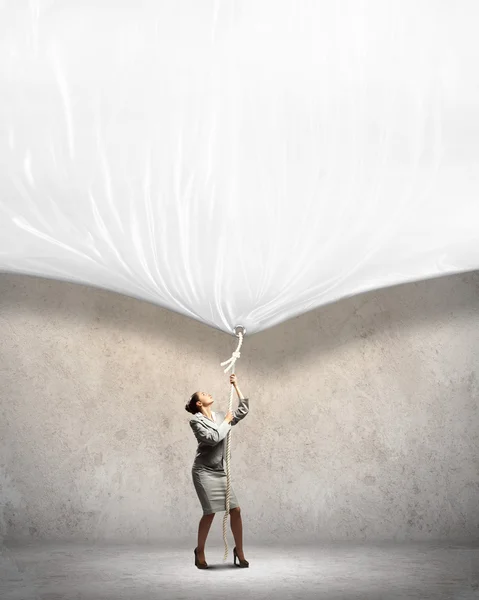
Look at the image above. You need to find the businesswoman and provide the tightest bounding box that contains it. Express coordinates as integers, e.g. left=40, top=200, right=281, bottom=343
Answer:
left=185, top=373, right=250, bottom=569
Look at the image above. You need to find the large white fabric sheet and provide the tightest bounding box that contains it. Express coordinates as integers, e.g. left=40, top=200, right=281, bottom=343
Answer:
left=1, top=1, right=478, bottom=335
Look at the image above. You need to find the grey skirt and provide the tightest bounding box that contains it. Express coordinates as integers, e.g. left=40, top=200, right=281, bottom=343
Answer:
left=192, top=465, right=240, bottom=515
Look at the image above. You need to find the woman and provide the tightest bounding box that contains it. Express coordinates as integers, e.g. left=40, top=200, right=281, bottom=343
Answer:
left=185, top=373, right=250, bottom=569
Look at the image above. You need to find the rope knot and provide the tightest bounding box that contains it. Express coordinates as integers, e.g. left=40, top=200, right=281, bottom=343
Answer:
left=220, top=350, right=242, bottom=373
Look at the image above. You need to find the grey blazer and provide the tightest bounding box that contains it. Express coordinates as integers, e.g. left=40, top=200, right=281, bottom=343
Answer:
left=189, top=398, right=249, bottom=469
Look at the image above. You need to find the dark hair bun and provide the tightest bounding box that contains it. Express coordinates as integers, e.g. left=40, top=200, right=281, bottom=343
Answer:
left=185, top=392, right=200, bottom=415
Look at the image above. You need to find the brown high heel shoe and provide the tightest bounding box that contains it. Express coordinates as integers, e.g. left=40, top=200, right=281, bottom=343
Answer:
left=194, top=547, right=208, bottom=569
left=233, top=547, right=249, bottom=568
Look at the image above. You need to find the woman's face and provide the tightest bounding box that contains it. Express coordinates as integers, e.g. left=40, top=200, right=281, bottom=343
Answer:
left=196, top=391, right=214, bottom=409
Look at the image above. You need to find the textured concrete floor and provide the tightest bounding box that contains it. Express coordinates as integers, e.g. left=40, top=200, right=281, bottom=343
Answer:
left=1, top=541, right=478, bottom=600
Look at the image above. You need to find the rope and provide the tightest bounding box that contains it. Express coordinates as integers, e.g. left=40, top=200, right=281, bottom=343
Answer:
left=219, top=330, right=244, bottom=561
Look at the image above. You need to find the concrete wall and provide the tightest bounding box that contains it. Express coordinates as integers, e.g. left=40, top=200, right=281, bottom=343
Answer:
left=0, top=272, right=478, bottom=544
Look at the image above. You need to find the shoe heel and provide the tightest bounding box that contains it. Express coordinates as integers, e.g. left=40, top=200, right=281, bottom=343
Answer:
left=194, top=547, right=208, bottom=569
left=233, top=546, right=249, bottom=568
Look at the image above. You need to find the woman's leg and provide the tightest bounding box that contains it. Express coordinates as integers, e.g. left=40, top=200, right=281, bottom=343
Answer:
left=229, top=507, right=245, bottom=558
left=197, top=513, right=215, bottom=560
